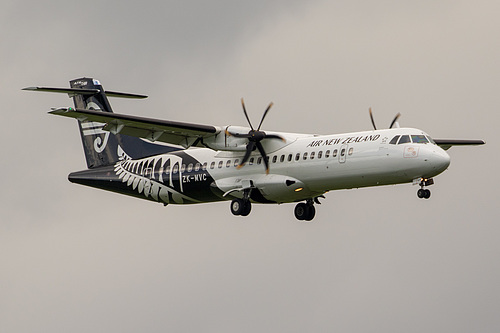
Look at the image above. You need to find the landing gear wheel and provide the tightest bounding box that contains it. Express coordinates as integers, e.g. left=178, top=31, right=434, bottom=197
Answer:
left=294, top=203, right=308, bottom=220
left=231, top=198, right=245, bottom=215
left=294, top=203, right=316, bottom=221
left=231, top=198, right=252, bottom=216
left=304, top=205, right=316, bottom=221
left=241, top=201, right=252, bottom=216
left=417, top=188, right=431, bottom=199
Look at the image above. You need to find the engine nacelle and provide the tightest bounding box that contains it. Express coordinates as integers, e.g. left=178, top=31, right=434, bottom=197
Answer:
left=203, top=126, right=249, bottom=151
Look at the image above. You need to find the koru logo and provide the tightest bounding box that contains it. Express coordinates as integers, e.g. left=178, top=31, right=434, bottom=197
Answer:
left=86, top=101, right=110, bottom=153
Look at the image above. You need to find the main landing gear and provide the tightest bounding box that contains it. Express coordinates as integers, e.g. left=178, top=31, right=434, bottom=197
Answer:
left=417, top=178, right=433, bottom=199
left=294, top=196, right=323, bottom=221
left=294, top=201, right=315, bottom=221
left=230, top=198, right=252, bottom=216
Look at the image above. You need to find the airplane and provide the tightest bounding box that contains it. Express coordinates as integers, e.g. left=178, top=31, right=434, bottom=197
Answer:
left=24, top=77, right=485, bottom=221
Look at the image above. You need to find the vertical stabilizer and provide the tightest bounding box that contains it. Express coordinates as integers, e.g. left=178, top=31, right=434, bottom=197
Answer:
left=69, top=78, right=179, bottom=168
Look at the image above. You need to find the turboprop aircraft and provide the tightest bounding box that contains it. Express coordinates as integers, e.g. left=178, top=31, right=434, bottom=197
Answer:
left=24, top=78, right=485, bottom=221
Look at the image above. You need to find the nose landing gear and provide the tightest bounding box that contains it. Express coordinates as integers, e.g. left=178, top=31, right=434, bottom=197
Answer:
left=417, top=188, right=431, bottom=199
left=416, top=178, right=433, bottom=199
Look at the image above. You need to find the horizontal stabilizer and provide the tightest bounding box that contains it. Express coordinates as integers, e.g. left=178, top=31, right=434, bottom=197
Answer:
left=101, top=90, right=147, bottom=99
left=22, top=86, right=147, bottom=99
left=23, top=86, right=99, bottom=95
left=434, top=139, right=485, bottom=150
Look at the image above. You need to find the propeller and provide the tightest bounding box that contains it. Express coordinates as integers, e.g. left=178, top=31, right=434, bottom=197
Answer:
left=226, top=98, right=285, bottom=174
left=369, top=107, right=401, bottom=130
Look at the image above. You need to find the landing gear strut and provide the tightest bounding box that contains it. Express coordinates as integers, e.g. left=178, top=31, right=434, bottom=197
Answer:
left=417, top=178, right=433, bottom=199
left=294, top=199, right=316, bottom=221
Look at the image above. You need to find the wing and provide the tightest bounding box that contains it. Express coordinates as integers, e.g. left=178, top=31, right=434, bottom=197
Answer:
left=434, top=139, right=485, bottom=150
left=49, top=107, right=221, bottom=148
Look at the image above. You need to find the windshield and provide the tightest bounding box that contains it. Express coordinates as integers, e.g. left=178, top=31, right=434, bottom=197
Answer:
left=411, top=135, right=429, bottom=144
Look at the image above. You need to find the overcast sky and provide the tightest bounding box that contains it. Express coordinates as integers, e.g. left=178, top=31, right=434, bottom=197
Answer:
left=1, top=0, right=499, bottom=332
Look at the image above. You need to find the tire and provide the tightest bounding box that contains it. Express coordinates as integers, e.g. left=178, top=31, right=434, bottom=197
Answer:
left=417, top=189, right=425, bottom=198
left=230, top=198, right=245, bottom=215
left=304, top=205, right=316, bottom=221
left=241, top=201, right=252, bottom=216
left=424, top=189, right=431, bottom=199
left=294, top=203, right=308, bottom=220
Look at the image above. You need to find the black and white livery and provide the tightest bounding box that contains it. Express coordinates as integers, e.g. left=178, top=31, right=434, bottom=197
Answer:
left=24, top=78, right=485, bottom=221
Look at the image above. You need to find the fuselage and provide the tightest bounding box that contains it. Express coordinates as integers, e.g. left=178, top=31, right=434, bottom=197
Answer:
left=69, top=127, right=451, bottom=206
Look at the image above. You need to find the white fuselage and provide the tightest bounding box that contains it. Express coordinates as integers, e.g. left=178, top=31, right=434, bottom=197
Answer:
left=174, top=127, right=451, bottom=203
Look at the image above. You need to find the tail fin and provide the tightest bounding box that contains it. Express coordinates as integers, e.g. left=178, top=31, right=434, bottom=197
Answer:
left=37, top=78, right=181, bottom=168
left=71, top=78, right=181, bottom=168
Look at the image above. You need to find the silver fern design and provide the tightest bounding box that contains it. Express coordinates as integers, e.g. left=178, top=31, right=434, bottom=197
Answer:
left=114, top=155, right=200, bottom=204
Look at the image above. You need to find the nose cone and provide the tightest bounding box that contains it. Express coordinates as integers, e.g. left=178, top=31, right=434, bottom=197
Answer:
left=430, top=148, right=451, bottom=175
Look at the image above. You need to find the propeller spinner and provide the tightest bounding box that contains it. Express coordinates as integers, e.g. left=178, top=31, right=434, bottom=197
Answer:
left=226, top=98, right=285, bottom=174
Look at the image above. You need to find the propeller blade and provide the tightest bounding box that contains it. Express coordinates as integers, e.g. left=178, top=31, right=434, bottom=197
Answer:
left=264, top=134, right=286, bottom=142
left=389, top=112, right=401, bottom=129
left=369, top=107, right=377, bottom=130
left=237, top=141, right=255, bottom=169
left=255, top=141, right=269, bottom=174
left=257, top=102, right=274, bottom=131
left=241, top=98, right=254, bottom=130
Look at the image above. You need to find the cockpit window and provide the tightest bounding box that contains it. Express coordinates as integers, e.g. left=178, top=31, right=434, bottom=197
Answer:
left=398, top=135, right=411, bottom=144
left=426, top=136, right=436, bottom=144
left=411, top=135, right=429, bottom=144
left=389, top=135, right=400, bottom=144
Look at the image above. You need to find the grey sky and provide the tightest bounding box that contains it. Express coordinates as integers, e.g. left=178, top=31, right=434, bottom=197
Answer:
left=1, top=0, right=499, bottom=332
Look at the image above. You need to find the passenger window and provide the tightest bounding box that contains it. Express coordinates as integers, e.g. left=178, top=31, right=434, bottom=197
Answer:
left=226, top=160, right=231, bottom=168
left=303, top=152, right=308, bottom=160
left=325, top=150, right=330, bottom=158
left=172, top=164, right=179, bottom=174
left=202, top=162, right=207, bottom=171
left=389, top=135, right=400, bottom=144
left=318, top=151, right=323, bottom=159
left=249, top=157, right=254, bottom=165
left=165, top=165, right=171, bottom=174
left=398, top=135, right=411, bottom=144
left=280, top=155, right=285, bottom=162
left=340, top=149, right=345, bottom=157
left=187, top=163, right=193, bottom=172
left=332, top=149, right=338, bottom=157
left=288, top=154, right=292, bottom=162
left=210, top=161, right=215, bottom=169
left=272, top=155, right=277, bottom=163
left=234, top=159, right=239, bottom=167
left=181, top=164, right=186, bottom=172
left=411, top=135, right=429, bottom=144
left=218, top=161, right=223, bottom=168
left=310, top=152, right=315, bottom=159
left=194, top=163, right=200, bottom=171
left=348, top=147, right=354, bottom=155
left=295, top=153, right=300, bottom=161
left=257, top=157, right=262, bottom=165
